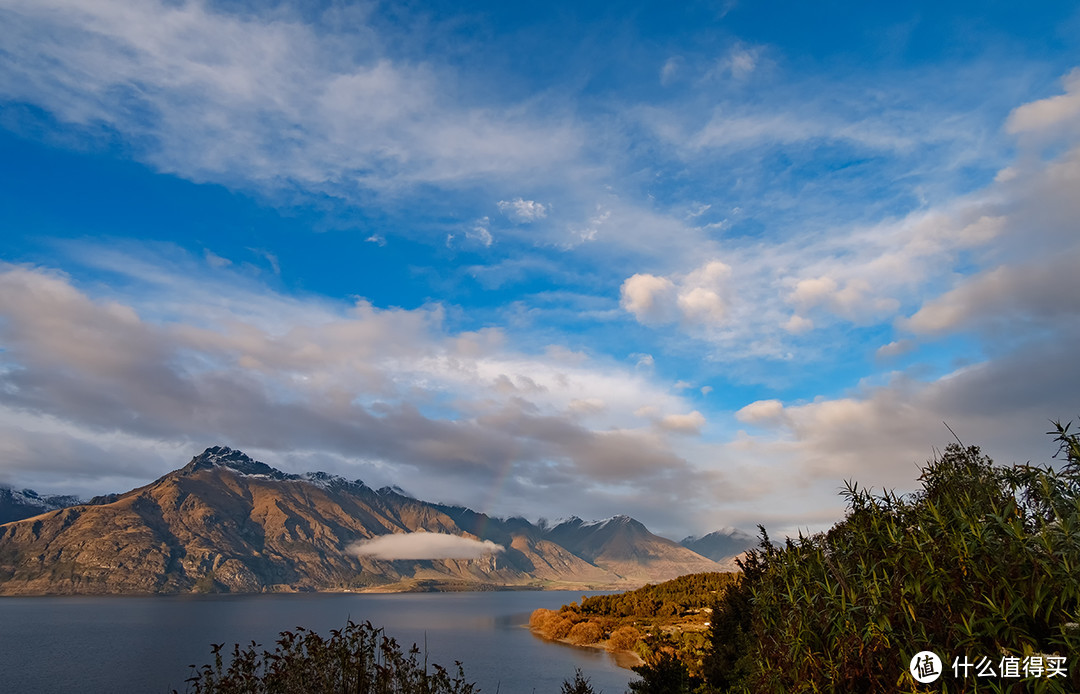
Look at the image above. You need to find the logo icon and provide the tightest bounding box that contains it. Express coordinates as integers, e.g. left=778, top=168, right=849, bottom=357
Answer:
left=910, top=651, right=943, bottom=683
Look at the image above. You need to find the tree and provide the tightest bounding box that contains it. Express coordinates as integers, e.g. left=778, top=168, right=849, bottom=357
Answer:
left=560, top=668, right=597, bottom=694
left=179, top=620, right=477, bottom=694
left=629, top=651, right=702, bottom=694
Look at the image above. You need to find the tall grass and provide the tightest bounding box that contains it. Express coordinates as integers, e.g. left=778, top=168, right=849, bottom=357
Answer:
left=702, top=425, right=1080, bottom=693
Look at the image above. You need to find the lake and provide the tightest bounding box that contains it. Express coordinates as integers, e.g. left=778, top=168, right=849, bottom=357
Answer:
left=0, top=591, right=639, bottom=693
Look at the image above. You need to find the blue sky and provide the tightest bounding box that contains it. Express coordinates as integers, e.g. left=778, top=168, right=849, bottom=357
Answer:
left=1, top=0, right=1079, bottom=538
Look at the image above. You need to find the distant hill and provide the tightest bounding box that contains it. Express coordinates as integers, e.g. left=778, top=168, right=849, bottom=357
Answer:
left=0, top=446, right=732, bottom=595
left=680, top=527, right=758, bottom=562
left=545, top=515, right=723, bottom=583
left=0, top=485, right=81, bottom=525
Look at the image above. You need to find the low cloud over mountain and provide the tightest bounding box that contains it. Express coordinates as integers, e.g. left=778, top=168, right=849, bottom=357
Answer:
left=350, top=533, right=504, bottom=561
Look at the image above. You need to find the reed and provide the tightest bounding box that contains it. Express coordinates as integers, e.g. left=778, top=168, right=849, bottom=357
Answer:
left=707, top=424, right=1080, bottom=693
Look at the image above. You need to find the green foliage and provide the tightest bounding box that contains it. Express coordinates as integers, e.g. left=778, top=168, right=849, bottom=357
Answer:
left=192, top=572, right=228, bottom=594
left=561, top=668, right=598, bottom=694
left=578, top=572, right=738, bottom=620
left=1049, top=419, right=1080, bottom=473
left=701, top=539, right=766, bottom=691
left=629, top=652, right=703, bottom=694
left=177, top=620, right=477, bottom=694
left=702, top=427, right=1080, bottom=693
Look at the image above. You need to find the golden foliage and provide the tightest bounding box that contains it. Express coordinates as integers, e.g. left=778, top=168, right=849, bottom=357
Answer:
left=566, top=621, right=603, bottom=645
left=548, top=617, right=575, bottom=639
left=607, top=625, right=641, bottom=651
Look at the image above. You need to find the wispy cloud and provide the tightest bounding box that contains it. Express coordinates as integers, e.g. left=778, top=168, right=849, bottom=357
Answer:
left=497, top=198, right=548, bottom=223
left=0, top=0, right=581, bottom=197
left=466, top=217, right=494, bottom=247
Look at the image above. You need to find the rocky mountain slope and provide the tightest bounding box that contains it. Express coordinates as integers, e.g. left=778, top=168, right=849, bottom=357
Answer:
left=545, top=515, right=725, bottom=583
left=0, top=446, right=735, bottom=595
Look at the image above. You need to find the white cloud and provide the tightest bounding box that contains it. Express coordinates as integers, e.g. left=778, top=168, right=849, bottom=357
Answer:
left=249, top=248, right=281, bottom=275
left=630, top=405, right=706, bottom=435
left=660, top=57, right=682, bottom=86
left=204, top=250, right=231, bottom=269
left=902, top=247, right=1080, bottom=335
left=735, top=399, right=786, bottom=425
left=349, top=532, right=503, bottom=560
left=732, top=325, right=1080, bottom=492
left=875, top=339, right=915, bottom=360
left=614, top=179, right=1040, bottom=360
left=497, top=198, right=548, bottom=222
left=0, top=255, right=712, bottom=524
left=790, top=276, right=898, bottom=322
left=677, top=287, right=728, bottom=323
left=677, top=261, right=732, bottom=325
left=567, top=398, right=606, bottom=415
left=1006, top=68, right=1080, bottom=136
left=719, top=44, right=762, bottom=80
left=467, top=217, right=494, bottom=247
left=565, top=206, right=611, bottom=247
left=658, top=411, right=706, bottom=435
left=621, top=260, right=733, bottom=328
left=783, top=315, right=813, bottom=334
left=0, top=0, right=581, bottom=197
left=620, top=273, right=678, bottom=324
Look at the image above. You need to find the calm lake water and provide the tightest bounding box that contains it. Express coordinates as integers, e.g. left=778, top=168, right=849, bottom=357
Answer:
left=0, top=591, right=639, bottom=694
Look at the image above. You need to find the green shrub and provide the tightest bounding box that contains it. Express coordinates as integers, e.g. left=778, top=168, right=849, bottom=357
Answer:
left=630, top=651, right=703, bottom=694
left=177, top=620, right=476, bottom=694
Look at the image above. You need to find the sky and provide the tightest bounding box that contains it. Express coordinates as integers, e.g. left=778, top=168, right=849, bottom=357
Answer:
left=1, top=0, right=1078, bottom=539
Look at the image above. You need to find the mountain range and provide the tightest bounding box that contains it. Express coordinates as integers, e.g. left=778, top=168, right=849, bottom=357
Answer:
left=0, top=486, right=82, bottom=525
left=0, top=446, right=755, bottom=595
left=680, top=527, right=759, bottom=561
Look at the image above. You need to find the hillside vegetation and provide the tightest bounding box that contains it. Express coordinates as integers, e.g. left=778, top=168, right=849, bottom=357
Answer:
left=531, top=572, right=738, bottom=668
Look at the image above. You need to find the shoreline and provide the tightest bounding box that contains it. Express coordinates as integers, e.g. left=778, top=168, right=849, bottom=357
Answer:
left=527, top=625, right=645, bottom=671
left=0, top=579, right=634, bottom=597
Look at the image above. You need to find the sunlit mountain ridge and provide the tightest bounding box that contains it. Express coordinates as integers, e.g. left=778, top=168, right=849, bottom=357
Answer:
left=0, top=446, right=742, bottom=595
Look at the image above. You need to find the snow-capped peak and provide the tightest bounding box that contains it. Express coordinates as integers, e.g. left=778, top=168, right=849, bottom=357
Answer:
left=186, top=447, right=364, bottom=489
left=301, top=471, right=366, bottom=492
